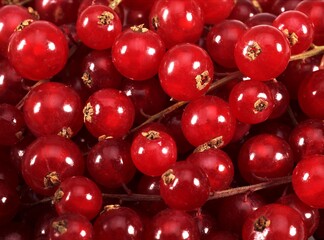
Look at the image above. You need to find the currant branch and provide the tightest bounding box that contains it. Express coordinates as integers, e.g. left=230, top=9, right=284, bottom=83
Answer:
left=22, top=175, right=292, bottom=207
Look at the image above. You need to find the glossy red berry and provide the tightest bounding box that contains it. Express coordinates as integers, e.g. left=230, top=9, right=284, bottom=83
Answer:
left=0, top=181, right=20, bottom=225
left=181, top=95, right=236, bottom=147
left=234, top=25, right=291, bottom=81
left=160, top=161, right=210, bottom=211
left=277, top=193, right=320, bottom=237
left=23, top=82, right=83, bottom=138
left=266, top=80, right=290, bottom=119
left=122, top=77, right=170, bottom=124
left=53, top=176, right=102, bottom=220
left=131, top=130, right=177, bottom=176
left=149, top=0, right=204, bottom=48
left=159, top=43, right=214, bottom=101
left=86, top=138, right=137, bottom=189
left=289, top=119, right=324, bottom=162
left=49, top=213, right=93, bottom=240
left=245, top=13, right=276, bottom=28
left=292, top=154, right=324, bottom=209
left=298, top=69, right=324, bottom=119
left=0, top=103, right=25, bottom=146
left=93, top=205, right=143, bottom=240
left=8, top=20, right=69, bottom=81
left=146, top=208, right=199, bottom=239
left=83, top=88, right=135, bottom=139
left=186, top=148, right=234, bottom=191
left=242, top=203, right=306, bottom=240
left=0, top=5, right=36, bottom=57
left=112, top=25, right=166, bottom=80
left=296, top=0, right=324, bottom=45
left=214, top=193, right=266, bottom=234
left=22, top=135, right=85, bottom=196
left=229, top=80, right=274, bottom=124
left=206, top=20, right=248, bottom=69
left=229, top=0, right=260, bottom=22
left=238, top=134, right=294, bottom=184
left=35, top=0, right=80, bottom=25
left=76, top=5, right=122, bottom=50
left=195, top=0, right=235, bottom=24
left=273, top=10, right=314, bottom=54
left=80, top=49, right=122, bottom=92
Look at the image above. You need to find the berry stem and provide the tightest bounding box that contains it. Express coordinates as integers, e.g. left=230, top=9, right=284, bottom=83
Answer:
left=290, top=45, right=324, bottom=61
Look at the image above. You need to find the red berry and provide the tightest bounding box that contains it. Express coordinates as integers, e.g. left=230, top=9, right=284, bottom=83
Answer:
left=160, top=161, right=210, bottom=211
left=229, top=80, right=274, bottom=124
left=49, top=213, right=93, bottom=240
left=8, top=20, right=69, bottom=81
left=112, top=25, right=166, bottom=80
left=234, top=25, right=291, bottom=81
left=76, top=5, right=122, bottom=50
left=242, top=203, right=306, bottom=240
left=195, top=0, right=235, bottom=24
left=181, top=95, right=236, bottom=147
left=292, top=154, right=324, bottom=208
left=53, top=176, right=103, bottom=220
left=93, top=205, right=143, bottom=239
left=23, top=82, right=83, bottom=138
left=149, top=0, right=204, bottom=48
left=238, top=134, right=294, bottom=184
left=86, top=138, right=137, bottom=189
left=159, top=43, right=214, bottom=101
left=83, top=88, right=135, bottom=139
left=22, top=135, right=85, bottom=196
left=131, top=130, right=177, bottom=176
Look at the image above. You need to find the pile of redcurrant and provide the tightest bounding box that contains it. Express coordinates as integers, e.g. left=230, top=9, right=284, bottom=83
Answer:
left=0, top=0, right=323, bottom=239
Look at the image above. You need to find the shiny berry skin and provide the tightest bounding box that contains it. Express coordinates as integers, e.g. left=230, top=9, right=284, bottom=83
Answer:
left=298, top=69, right=324, bottom=119
left=266, top=80, right=290, bottom=119
left=83, top=88, right=135, bottom=139
left=238, top=134, right=294, bottom=184
left=292, top=154, right=324, bottom=209
left=0, top=5, right=35, bottom=57
left=53, top=176, right=102, bottom=220
left=206, top=20, right=248, bottom=69
left=229, top=0, right=260, bottom=22
left=208, top=231, right=239, bottom=240
left=8, top=20, right=69, bottom=81
left=23, top=82, right=83, bottom=138
left=296, top=0, right=324, bottom=45
left=159, top=43, right=214, bottom=101
left=93, top=205, right=143, bottom=240
left=245, top=13, right=276, bottom=28
left=49, top=213, right=93, bottom=240
left=214, top=193, right=266, bottom=234
left=22, top=135, right=85, bottom=196
left=242, top=203, right=306, bottom=240
left=186, top=148, right=234, bottom=191
left=0, top=181, right=20, bottom=225
left=86, top=138, right=137, bottom=189
left=277, top=193, right=320, bottom=237
left=160, top=161, right=210, bottom=211
left=0, top=103, right=25, bottom=146
left=35, top=0, right=80, bottom=25
left=272, top=10, right=314, bottom=54
left=271, top=0, right=303, bottom=15
left=181, top=95, right=236, bottom=147
left=80, top=49, right=122, bottom=92
left=76, top=5, right=122, bottom=50
left=122, top=77, right=170, bottom=124
left=149, top=0, right=204, bottom=48
left=289, top=119, right=324, bottom=162
left=234, top=25, right=291, bottom=81
left=195, top=0, right=235, bottom=24
left=146, top=208, right=199, bottom=239
left=229, top=80, right=274, bottom=124
left=112, top=25, right=166, bottom=81
left=131, top=130, right=177, bottom=176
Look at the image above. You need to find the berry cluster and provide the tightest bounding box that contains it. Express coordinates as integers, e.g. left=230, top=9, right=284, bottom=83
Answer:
left=0, top=0, right=323, bottom=239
